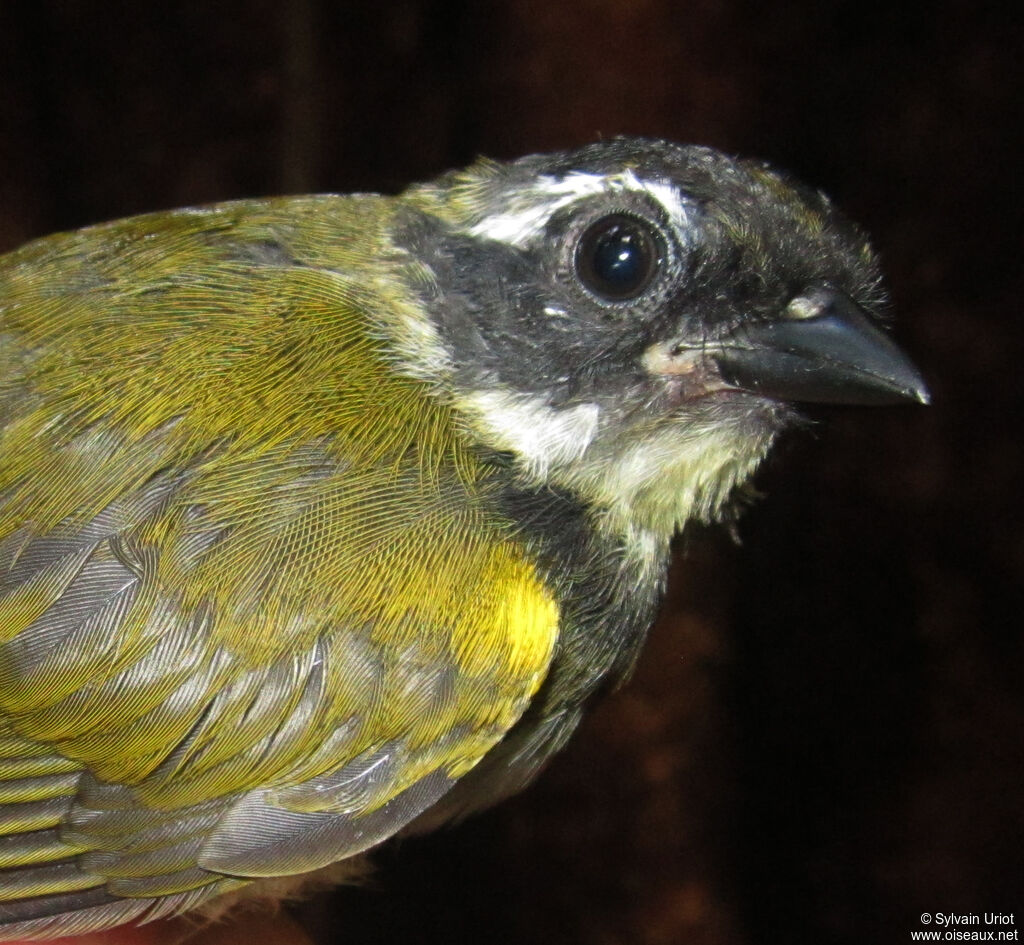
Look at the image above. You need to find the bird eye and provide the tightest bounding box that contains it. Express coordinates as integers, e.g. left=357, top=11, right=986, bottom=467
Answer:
left=575, top=213, right=662, bottom=302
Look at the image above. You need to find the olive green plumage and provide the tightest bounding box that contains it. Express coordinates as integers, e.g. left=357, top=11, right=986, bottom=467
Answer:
left=0, top=138, right=926, bottom=939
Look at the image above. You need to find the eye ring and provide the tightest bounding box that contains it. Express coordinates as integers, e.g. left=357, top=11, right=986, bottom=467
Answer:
left=575, top=213, right=663, bottom=302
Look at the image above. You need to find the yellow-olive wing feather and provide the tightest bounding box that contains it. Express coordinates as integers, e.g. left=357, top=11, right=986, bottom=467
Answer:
left=0, top=202, right=558, bottom=938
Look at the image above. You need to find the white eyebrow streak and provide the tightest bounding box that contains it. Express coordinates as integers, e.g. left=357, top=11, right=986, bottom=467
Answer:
left=467, top=170, right=693, bottom=248
left=633, top=177, right=694, bottom=234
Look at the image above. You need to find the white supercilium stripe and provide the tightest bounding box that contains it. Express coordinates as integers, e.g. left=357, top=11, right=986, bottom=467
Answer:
left=468, top=171, right=692, bottom=247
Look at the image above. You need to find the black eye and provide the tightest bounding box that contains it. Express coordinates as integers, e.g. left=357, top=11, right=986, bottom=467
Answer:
left=575, top=213, right=662, bottom=302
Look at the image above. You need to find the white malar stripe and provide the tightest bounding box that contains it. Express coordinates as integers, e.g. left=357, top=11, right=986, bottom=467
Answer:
left=461, top=389, right=601, bottom=478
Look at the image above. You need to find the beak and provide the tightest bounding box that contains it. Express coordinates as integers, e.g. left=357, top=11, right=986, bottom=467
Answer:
left=709, top=287, right=930, bottom=406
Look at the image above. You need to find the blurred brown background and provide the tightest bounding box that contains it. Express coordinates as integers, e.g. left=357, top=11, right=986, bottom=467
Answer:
left=0, top=2, right=1020, bottom=943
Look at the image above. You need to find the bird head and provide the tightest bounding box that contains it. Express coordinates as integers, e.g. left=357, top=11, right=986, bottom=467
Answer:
left=390, top=138, right=928, bottom=540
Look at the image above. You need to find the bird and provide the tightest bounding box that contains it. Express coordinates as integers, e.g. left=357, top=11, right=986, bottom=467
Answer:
left=0, top=137, right=927, bottom=939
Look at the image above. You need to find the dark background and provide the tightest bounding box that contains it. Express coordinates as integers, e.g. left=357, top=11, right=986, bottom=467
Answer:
left=1, top=3, right=1020, bottom=943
